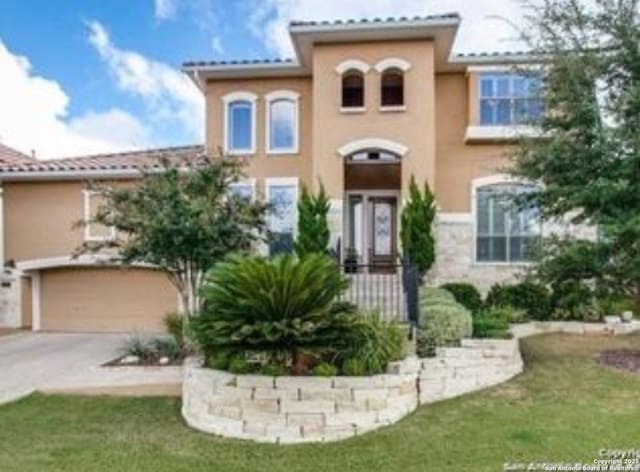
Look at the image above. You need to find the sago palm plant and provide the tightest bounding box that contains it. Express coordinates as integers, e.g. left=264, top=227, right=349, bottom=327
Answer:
left=192, top=253, right=356, bottom=370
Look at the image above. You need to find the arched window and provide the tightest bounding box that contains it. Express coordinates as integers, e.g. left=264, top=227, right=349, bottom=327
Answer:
left=381, top=69, right=404, bottom=107
left=342, top=71, right=364, bottom=108
left=266, top=91, right=299, bottom=154
left=475, top=182, right=540, bottom=263
left=222, top=92, right=257, bottom=154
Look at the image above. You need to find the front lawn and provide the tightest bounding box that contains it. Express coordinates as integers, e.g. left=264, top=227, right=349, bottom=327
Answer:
left=0, top=333, right=639, bottom=472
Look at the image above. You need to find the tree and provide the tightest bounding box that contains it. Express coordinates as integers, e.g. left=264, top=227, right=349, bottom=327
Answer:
left=510, top=0, right=640, bottom=312
left=75, top=153, right=268, bottom=315
left=400, top=176, right=436, bottom=278
left=294, top=181, right=330, bottom=257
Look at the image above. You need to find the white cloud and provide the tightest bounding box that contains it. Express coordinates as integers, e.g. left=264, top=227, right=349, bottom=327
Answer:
left=0, top=39, right=152, bottom=159
left=211, top=36, right=224, bottom=55
left=247, top=0, right=527, bottom=57
left=87, top=20, right=204, bottom=142
left=154, top=0, right=177, bottom=21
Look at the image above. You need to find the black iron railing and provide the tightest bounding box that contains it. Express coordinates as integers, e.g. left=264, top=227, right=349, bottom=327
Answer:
left=339, top=264, right=419, bottom=326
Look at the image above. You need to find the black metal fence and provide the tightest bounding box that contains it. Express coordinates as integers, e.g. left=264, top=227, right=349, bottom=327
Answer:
left=339, top=264, right=420, bottom=326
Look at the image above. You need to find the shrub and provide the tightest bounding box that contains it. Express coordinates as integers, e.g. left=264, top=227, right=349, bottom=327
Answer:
left=549, top=280, right=594, bottom=320
left=472, top=316, right=511, bottom=339
left=228, top=357, right=252, bottom=374
left=312, top=362, right=339, bottom=377
left=259, top=362, right=288, bottom=377
left=152, top=337, right=180, bottom=360
left=122, top=336, right=154, bottom=360
left=485, top=282, right=551, bottom=320
left=339, top=312, right=406, bottom=375
left=472, top=308, right=512, bottom=339
left=163, top=313, right=185, bottom=350
left=420, top=287, right=456, bottom=306
left=417, top=301, right=472, bottom=357
left=400, top=176, right=436, bottom=278
left=440, top=283, right=483, bottom=313
left=341, top=357, right=367, bottom=376
left=192, top=253, right=358, bottom=372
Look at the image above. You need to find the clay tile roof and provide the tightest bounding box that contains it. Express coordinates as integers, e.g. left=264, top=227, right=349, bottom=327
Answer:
left=183, top=58, right=296, bottom=68
left=183, top=14, right=461, bottom=68
left=454, top=50, right=535, bottom=59
left=0, top=144, right=205, bottom=175
left=0, top=143, right=34, bottom=165
left=288, top=13, right=460, bottom=27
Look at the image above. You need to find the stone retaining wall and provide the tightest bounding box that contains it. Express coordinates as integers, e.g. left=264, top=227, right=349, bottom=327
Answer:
left=510, top=320, right=640, bottom=338
left=182, top=338, right=523, bottom=444
left=419, top=339, right=523, bottom=404
left=182, top=357, right=421, bottom=444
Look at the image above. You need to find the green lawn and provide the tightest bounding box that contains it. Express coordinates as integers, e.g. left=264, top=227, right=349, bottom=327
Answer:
left=1, top=334, right=639, bottom=472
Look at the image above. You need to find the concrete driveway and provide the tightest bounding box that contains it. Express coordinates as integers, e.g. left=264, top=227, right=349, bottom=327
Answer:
left=0, top=332, right=124, bottom=404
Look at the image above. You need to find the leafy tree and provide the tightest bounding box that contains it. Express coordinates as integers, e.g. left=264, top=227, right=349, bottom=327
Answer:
left=511, top=0, right=640, bottom=312
left=75, top=154, right=268, bottom=315
left=294, top=181, right=330, bottom=257
left=400, top=176, right=436, bottom=277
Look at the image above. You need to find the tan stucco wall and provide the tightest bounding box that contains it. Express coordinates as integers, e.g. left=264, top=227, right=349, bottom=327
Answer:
left=311, top=40, right=436, bottom=198
left=40, top=267, right=178, bottom=333
left=205, top=77, right=313, bottom=192
left=3, top=181, right=86, bottom=262
left=435, top=72, right=512, bottom=212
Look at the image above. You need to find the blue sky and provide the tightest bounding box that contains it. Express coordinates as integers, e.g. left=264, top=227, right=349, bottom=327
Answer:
left=0, top=0, right=526, bottom=159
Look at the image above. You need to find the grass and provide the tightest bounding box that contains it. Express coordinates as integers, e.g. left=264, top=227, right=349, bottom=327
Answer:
left=0, top=333, right=639, bottom=472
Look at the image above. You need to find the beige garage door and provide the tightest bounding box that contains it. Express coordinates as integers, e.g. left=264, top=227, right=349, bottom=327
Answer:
left=40, top=267, right=179, bottom=333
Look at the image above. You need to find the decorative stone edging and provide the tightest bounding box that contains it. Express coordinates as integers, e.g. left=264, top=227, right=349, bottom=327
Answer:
left=181, top=338, right=523, bottom=444
left=510, top=320, right=640, bottom=338
left=181, top=321, right=639, bottom=444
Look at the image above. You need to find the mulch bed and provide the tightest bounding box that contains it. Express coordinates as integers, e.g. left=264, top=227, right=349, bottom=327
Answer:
left=598, top=350, right=640, bottom=374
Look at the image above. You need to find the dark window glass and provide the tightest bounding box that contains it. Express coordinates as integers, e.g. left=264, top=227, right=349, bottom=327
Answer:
left=342, top=72, right=364, bottom=108
left=381, top=70, right=404, bottom=106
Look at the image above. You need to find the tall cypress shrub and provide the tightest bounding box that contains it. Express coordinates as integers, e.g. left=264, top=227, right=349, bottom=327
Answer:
left=400, top=176, right=436, bottom=278
left=295, top=182, right=330, bottom=257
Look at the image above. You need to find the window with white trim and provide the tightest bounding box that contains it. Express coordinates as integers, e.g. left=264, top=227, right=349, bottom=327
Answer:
left=223, top=92, right=257, bottom=154
left=229, top=181, right=255, bottom=201
left=266, top=92, right=299, bottom=154
left=266, top=178, right=298, bottom=255
left=83, top=191, right=116, bottom=242
left=476, top=184, right=540, bottom=263
left=342, top=71, right=365, bottom=108
left=381, top=69, right=404, bottom=107
left=479, top=73, right=543, bottom=126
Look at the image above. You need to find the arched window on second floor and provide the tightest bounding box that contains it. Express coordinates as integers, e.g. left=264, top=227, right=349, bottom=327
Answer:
left=381, top=68, right=404, bottom=107
left=342, top=71, right=365, bottom=108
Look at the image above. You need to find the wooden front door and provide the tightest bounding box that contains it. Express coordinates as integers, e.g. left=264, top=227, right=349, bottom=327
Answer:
left=368, top=196, right=397, bottom=272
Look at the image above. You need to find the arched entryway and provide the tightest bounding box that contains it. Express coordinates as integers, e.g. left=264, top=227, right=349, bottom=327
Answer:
left=339, top=139, right=406, bottom=272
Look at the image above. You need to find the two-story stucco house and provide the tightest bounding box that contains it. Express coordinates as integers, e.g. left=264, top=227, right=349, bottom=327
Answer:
left=0, top=13, right=550, bottom=333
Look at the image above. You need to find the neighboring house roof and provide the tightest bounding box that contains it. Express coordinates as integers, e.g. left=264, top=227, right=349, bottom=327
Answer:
left=183, top=13, right=536, bottom=83
left=0, top=144, right=204, bottom=181
left=0, top=143, right=34, bottom=165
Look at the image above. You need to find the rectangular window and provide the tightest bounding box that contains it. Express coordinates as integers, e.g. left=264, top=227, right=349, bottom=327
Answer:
left=229, top=182, right=255, bottom=201
left=83, top=191, right=115, bottom=242
left=227, top=100, right=254, bottom=152
left=266, top=179, right=298, bottom=255
left=479, top=73, right=543, bottom=126
left=476, top=185, right=540, bottom=263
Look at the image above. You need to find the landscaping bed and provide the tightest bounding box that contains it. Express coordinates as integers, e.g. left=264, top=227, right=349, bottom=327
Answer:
left=598, top=349, right=640, bottom=374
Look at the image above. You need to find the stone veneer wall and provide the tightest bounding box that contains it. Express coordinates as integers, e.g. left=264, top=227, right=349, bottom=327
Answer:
left=428, top=219, right=523, bottom=293
left=182, top=338, right=523, bottom=444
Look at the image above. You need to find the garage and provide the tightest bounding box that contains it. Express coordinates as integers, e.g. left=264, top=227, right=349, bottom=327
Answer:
left=37, top=266, right=179, bottom=333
